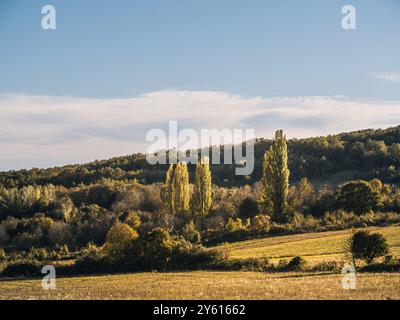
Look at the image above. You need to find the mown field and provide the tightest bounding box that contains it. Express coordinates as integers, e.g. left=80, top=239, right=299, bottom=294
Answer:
left=0, top=271, right=399, bottom=300
left=219, top=225, right=400, bottom=265
left=1, top=225, right=399, bottom=300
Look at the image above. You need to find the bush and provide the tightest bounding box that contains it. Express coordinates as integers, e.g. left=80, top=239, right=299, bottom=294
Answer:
left=140, top=228, right=174, bottom=270
left=182, top=221, right=201, bottom=244
left=239, top=197, right=259, bottom=219
left=323, top=210, right=357, bottom=229
left=281, top=256, right=307, bottom=271
left=225, top=218, right=249, bottom=232
left=1, top=260, right=40, bottom=277
left=74, top=243, right=111, bottom=274
left=250, top=215, right=270, bottom=234
left=290, top=213, right=319, bottom=231
left=311, top=260, right=339, bottom=272
left=346, top=230, right=389, bottom=264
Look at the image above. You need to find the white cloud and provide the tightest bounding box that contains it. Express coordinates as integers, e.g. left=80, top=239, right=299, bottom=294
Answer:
left=372, top=72, right=400, bottom=82
left=1, top=90, right=400, bottom=170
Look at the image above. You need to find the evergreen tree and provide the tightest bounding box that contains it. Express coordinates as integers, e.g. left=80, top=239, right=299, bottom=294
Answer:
left=172, top=162, right=190, bottom=213
left=191, top=158, right=212, bottom=215
left=165, top=164, right=175, bottom=214
left=259, top=130, right=290, bottom=223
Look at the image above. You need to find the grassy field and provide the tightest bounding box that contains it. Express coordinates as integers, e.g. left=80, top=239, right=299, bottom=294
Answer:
left=1, top=225, right=399, bottom=300
left=0, top=271, right=399, bottom=300
left=218, top=225, right=400, bottom=265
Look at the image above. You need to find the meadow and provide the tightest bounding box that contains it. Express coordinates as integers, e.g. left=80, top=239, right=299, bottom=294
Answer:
left=219, top=225, right=400, bottom=265
left=0, top=271, right=399, bottom=300
left=1, top=225, right=399, bottom=300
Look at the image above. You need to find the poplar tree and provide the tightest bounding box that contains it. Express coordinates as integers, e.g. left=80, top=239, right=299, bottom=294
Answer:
left=259, top=130, right=290, bottom=223
left=191, top=158, right=212, bottom=215
left=165, top=164, right=175, bottom=214
left=172, top=162, right=190, bottom=213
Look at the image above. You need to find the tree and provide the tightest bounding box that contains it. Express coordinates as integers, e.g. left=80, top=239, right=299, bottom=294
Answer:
left=172, top=162, right=190, bottom=214
left=259, top=130, right=290, bottom=223
left=337, top=180, right=381, bottom=214
left=346, top=230, right=389, bottom=264
left=239, top=197, right=259, bottom=219
left=288, top=177, right=314, bottom=214
left=141, top=228, right=174, bottom=270
left=165, top=164, right=175, bottom=214
left=103, top=222, right=139, bottom=260
left=191, top=159, right=212, bottom=215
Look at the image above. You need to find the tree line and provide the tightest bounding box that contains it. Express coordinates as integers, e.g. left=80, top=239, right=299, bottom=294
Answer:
left=2, top=126, right=400, bottom=188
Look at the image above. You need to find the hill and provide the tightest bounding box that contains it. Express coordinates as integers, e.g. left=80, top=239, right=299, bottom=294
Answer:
left=217, top=225, right=400, bottom=265
left=1, top=225, right=400, bottom=300
left=1, top=126, right=400, bottom=188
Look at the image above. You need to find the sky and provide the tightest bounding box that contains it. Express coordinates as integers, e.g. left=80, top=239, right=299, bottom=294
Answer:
left=0, top=0, right=400, bottom=170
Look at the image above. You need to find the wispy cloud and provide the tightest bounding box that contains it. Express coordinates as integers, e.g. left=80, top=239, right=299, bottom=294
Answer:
left=372, top=72, right=400, bottom=82
left=1, top=90, right=400, bottom=170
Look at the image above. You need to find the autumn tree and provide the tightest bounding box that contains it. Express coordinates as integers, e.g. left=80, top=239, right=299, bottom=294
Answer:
left=259, top=130, right=290, bottom=223
left=103, top=221, right=139, bottom=260
left=165, top=164, right=175, bottom=214
left=191, top=158, right=212, bottom=215
left=172, top=162, right=190, bottom=214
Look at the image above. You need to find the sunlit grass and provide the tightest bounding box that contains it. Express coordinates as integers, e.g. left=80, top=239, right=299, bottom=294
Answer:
left=1, top=271, right=399, bottom=300
left=217, top=225, right=400, bottom=264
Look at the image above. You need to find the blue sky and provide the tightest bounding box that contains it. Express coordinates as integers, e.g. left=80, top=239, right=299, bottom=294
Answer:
left=1, top=0, right=399, bottom=98
left=0, top=0, right=400, bottom=170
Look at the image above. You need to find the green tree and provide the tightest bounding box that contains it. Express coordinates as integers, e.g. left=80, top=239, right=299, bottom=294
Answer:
left=346, top=230, right=389, bottom=264
left=191, top=159, right=212, bottom=215
left=259, top=130, right=290, bottom=223
left=239, top=197, right=259, bottom=219
left=172, top=162, right=190, bottom=214
left=165, top=164, right=175, bottom=214
left=337, top=180, right=381, bottom=214
left=141, top=227, right=174, bottom=270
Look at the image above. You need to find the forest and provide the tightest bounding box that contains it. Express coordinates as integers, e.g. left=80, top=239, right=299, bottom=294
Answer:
left=2, top=126, right=400, bottom=188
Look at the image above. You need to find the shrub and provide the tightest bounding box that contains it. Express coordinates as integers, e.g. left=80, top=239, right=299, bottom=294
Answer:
left=239, top=197, right=259, bottom=219
left=346, top=230, right=389, bottom=264
left=140, top=228, right=174, bottom=270
left=250, top=215, right=270, bottom=234
left=27, top=248, right=49, bottom=261
left=1, top=260, right=40, bottom=277
left=74, top=243, right=110, bottom=274
left=290, top=213, right=319, bottom=231
left=182, top=221, right=201, bottom=244
left=311, top=260, right=339, bottom=272
left=225, top=218, right=249, bottom=232
left=323, top=210, right=357, bottom=229
left=123, top=212, right=141, bottom=229
left=281, top=256, right=307, bottom=271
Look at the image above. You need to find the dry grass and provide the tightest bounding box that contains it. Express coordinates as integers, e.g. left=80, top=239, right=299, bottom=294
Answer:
left=217, top=225, right=400, bottom=264
left=1, top=225, right=399, bottom=300
left=0, top=271, right=399, bottom=300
